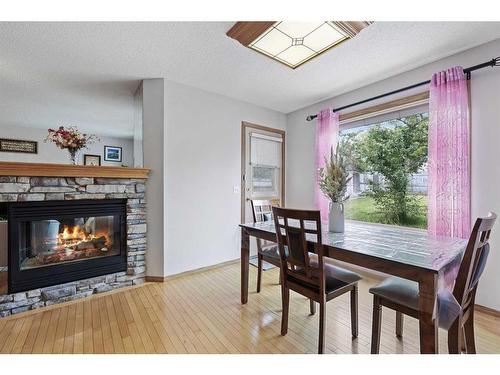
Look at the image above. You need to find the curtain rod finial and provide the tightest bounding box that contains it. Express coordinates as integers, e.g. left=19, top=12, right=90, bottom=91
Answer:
left=306, top=115, right=316, bottom=122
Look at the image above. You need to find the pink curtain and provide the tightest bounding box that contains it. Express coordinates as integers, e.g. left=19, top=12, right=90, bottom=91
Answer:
left=428, top=66, right=471, bottom=238
left=315, top=109, right=339, bottom=221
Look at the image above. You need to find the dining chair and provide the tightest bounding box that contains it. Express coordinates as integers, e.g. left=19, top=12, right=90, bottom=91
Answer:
left=272, top=207, right=362, bottom=354
left=369, top=212, right=497, bottom=354
left=250, top=199, right=281, bottom=292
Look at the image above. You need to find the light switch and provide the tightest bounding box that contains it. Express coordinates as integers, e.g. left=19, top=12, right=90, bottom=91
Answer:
left=233, top=185, right=240, bottom=194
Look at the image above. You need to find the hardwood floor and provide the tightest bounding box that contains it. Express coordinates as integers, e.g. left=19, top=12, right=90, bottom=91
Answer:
left=1, top=262, right=500, bottom=354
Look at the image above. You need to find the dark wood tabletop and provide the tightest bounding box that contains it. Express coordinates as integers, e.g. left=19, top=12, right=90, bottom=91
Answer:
left=240, top=220, right=466, bottom=272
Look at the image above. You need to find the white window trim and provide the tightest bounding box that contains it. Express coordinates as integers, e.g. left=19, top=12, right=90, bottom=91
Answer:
left=250, top=132, right=283, bottom=142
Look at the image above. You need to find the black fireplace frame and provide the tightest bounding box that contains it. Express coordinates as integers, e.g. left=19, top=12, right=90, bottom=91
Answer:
left=8, top=199, right=127, bottom=293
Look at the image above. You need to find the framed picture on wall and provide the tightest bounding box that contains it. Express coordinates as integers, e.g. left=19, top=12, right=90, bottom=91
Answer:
left=104, top=146, right=122, bottom=162
left=0, top=138, right=38, bottom=154
left=84, top=154, right=101, bottom=166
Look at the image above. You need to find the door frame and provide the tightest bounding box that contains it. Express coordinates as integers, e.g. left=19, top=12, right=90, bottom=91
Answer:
left=240, top=121, right=286, bottom=223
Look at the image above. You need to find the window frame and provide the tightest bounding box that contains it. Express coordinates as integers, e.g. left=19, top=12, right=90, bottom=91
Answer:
left=337, top=91, right=430, bottom=229
left=338, top=91, right=429, bottom=127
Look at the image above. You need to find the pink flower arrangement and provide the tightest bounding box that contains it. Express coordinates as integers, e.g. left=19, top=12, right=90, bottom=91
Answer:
left=45, top=126, right=98, bottom=151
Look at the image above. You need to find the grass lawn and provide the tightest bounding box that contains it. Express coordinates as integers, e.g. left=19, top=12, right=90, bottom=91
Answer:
left=344, top=195, right=428, bottom=229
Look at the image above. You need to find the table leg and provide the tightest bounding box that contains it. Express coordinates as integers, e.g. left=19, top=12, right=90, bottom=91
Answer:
left=418, top=273, right=439, bottom=354
left=241, top=228, right=250, bottom=304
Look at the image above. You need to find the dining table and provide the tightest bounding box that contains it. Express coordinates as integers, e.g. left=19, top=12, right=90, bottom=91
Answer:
left=239, top=219, right=468, bottom=354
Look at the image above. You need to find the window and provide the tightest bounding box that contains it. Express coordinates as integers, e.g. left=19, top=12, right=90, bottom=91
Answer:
left=249, top=132, right=282, bottom=198
left=251, top=165, right=279, bottom=195
left=340, top=108, right=429, bottom=229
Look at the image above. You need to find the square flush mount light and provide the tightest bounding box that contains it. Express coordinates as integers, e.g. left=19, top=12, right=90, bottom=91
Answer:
left=227, top=21, right=373, bottom=69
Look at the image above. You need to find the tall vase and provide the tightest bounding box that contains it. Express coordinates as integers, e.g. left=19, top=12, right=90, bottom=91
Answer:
left=67, top=149, right=80, bottom=165
left=328, top=201, right=345, bottom=233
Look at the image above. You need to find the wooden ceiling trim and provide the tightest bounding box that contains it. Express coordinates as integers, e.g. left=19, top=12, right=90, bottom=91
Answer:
left=332, top=21, right=374, bottom=37
left=226, top=22, right=276, bottom=46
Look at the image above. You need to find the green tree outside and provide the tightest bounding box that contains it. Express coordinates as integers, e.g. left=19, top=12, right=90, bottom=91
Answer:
left=340, top=113, right=429, bottom=227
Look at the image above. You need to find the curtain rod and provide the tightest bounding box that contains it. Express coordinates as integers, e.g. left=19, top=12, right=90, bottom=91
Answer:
left=306, top=56, right=500, bottom=122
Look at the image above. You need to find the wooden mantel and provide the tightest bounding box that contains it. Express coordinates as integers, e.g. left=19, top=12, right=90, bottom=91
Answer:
left=0, top=162, right=150, bottom=179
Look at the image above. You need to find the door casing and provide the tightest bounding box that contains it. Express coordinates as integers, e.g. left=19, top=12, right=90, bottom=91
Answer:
left=240, top=121, right=285, bottom=224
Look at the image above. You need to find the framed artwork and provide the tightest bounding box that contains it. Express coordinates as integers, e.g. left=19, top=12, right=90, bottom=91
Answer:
left=84, top=154, right=101, bottom=166
left=0, top=138, right=38, bottom=154
left=104, top=146, right=122, bottom=162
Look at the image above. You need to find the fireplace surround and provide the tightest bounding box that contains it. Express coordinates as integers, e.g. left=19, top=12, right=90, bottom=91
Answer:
left=8, top=199, right=127, bottom=293
left=0, top=162, right=149, bottom=317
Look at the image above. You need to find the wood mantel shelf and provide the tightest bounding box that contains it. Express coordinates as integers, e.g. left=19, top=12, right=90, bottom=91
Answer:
left=0, top=162, right=150, bottom=179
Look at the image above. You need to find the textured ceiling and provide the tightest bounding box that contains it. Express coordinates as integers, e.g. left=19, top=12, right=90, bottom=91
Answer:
left=1, top=22, right=500, bottom=137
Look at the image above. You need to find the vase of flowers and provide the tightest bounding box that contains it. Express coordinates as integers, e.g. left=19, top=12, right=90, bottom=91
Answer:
left=67, top=148, right=81, bottom=165
left=318, top=146, right=351, bottom=233
left=45, top=126, right=98, bottom=165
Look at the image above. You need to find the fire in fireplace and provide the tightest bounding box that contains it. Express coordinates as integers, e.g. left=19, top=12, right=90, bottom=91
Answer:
left=20, top=218, right=118, bottom=270
left=8, top=199, right=127, bottom=293
left=57, top=224, right=110, bottom=252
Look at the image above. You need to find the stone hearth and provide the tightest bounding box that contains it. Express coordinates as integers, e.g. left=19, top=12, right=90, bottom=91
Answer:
left=0, top=175, right=147, bottom=317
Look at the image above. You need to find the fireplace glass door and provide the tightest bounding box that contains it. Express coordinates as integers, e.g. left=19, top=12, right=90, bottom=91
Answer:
left=18, top=215, right=120, bottom=270
left=8, top=199, right=127, bottom=293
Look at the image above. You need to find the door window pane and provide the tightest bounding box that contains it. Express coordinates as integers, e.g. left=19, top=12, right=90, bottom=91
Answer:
left=251, top=165, right=279, bottom=197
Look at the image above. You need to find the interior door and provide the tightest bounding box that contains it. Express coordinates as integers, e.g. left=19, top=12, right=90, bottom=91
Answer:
left=241, top=123, right=285, bottom=237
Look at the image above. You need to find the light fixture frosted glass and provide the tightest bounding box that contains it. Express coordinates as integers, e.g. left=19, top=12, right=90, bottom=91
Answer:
left=252, top=28, right=291, bottom=56
left=275, top=22, right=323, bottom=38
left=248, top=21, right=350, bottom=69
left=276, top=45, right=313, bottom=66
left=304, top=23, right=346, bottom=52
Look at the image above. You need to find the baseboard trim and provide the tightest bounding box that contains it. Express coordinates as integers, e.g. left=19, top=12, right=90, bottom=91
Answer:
left=146, top=258, right=240, bottom=283
left=145, top=276, right=167, bottom=282
left=475, top=304, right=500, bottom=318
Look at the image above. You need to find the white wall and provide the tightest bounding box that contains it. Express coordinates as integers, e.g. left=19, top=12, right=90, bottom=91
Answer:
left=142, top=79, right=166, bottom=279
left=286, top=38, right=500, bottom=310
left=163, top=80, right=286, bottom=276
left=133, top=83, right=144, bottom=168
left=0, top=124, right=133, bottom=166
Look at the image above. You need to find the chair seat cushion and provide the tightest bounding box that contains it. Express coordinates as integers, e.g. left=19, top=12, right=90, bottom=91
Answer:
left=290, top=254, right=362, bottom=294
left=260, top=245, right=290, bottom=264
left=369, top=277, right=461, bottom=330
left=309, top=254, right=362, bottom=285
left=259, top=245, right=280, bottom=260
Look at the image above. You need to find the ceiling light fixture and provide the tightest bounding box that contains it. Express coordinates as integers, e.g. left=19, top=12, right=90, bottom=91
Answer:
left=227, top=21, right=373, bottom=69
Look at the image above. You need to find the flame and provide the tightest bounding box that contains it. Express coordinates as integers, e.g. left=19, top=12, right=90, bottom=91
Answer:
left=72, top=225, right=81, bottom=239
left=57, top=224, right=110, bottom=248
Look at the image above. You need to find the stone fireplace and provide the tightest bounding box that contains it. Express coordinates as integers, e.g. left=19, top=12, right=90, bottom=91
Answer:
left=0, top=162, right=149, bottom=317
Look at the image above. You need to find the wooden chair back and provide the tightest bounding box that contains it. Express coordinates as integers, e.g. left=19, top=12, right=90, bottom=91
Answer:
left=453, top=212, right=497, bottom=309
left=250, top=199, right=278, bottom=223
left=251, top=199, right=281, bottom=253
left=272, top=207, right=323, bottom=289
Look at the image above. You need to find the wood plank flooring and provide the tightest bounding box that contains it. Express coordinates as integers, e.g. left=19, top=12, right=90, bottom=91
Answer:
left=1, top=262, right=500, bottom=354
